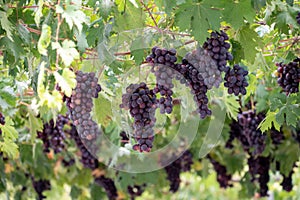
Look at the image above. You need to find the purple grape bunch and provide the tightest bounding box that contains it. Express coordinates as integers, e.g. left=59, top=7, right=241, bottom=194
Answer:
left=203, top=31, right=233, bottom=72
left=276, top=58, right=300, bottom=95
left=224, top=64, right=249, bottom=96
left=120, top=83, right=157, bottom=152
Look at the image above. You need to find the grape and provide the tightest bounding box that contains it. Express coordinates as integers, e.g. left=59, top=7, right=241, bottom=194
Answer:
left=67, top=71, right=102, bottom=140
left=281, top=166, right=294, bottom=192
left=127, top=184, right=145, bottom=200
left=225, top=120, right=240, bottom=149
left=120, top=131, right=129, bottom=146
left=297, top=12, right=300, bottom=25
left=202, top=30, right=233, bottom=72
left=146, top=47, right=177, bottom=114
left=0, top=112, right=5, bottom=135
left=68, top=124, right=99, bottom=170
left=224, top=65, right=249, bottom=96
left=37, top=115, right=68, bottom=154
left=32, top=179, right=51, bottom=200
left=276, top=58, right=300, bottom=95
left=95, top=176, right=118, bottom=200
left=185, top=47, right=223, bottom=89
left=270, top=129, right=285, bottom=145
left=120, top=83, right=157, bottom=152
left=207, top=155, right=232, bottom=188
left=62, top=157, right=75, bottom=167
left=248, top=156, right=270, bottom=197
left=164, top=151, right=193, bottom=192
left=173, top=61, right=211, bottom=119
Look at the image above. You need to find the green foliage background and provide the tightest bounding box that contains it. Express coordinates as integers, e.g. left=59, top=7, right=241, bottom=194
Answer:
left=0, top=0, right=300, bottom=199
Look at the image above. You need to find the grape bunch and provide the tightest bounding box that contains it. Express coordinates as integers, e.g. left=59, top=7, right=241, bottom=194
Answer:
left=276, top=58, right=300, bottom=95
left=237, top=110, right=266, bottom=155
left=281, top=166, right=295, bottom=192
left=185, top=47, right=222, bottom=89
left=120, top=83, right=157, bottom=152
left=95, top=176, right=118, bottom=200
left=297, top=12, right=300, bottom=25
left=32, top=179, right=51, bottom=200
left=152, top=65, right=175, bottom=114
left=0, top=112, right=5, bottom=135
left=247, top=156, right=270, bottom=197
left=37, top=115, right=69, bottom=154
left=202, top=31, right=233, bottom=72
left=164, top=151, right=193, bottom=192
left=68, top=71, right=102, bottom=140
left=224, top=65, right=248, bottom=96
left=146, top=46, right=177, bottom=67
left=207, top=155, right=232, bottom=188
left=68, top=124, right=99, bottom=170
left=146, top=47, right=177, bottom=114
left=127, top=185, right=145, bottom=200
left=173, top=60, right=211, bottom=118
left=225, top=120, right=240, bottom=149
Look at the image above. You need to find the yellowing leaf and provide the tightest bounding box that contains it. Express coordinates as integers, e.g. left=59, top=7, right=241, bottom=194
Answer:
left=258, top=111, right=281, bottom=132
left=54, top=68, right=76, bottom=97
left=0, top=117, right=18, bottom=140
left=0, top=11, right=14, bottom=40
left=38, top=25, right=52, bottom=56
left=0, top=139, right=19, bottom=159
left=52, top=40, right=80, bottom=66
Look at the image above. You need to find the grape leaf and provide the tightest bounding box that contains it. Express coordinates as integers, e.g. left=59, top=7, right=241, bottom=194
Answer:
left=0, top=139, right=18, bottom=159
left=26, top=110, right=43, bottom=141
left=0, top=117, right=18, bottom=140
left=0, top=11, right=14, bottom=40
left=54, top=68, right=76, bottom=97
left=222, top=0, right=256, bottom=29
left=38, top=24, right=52, bottom=56
left=52, top=40, right=80, bottom=67
left=235, top=25, right=262, bottom=62
left=93, top=95, right=112, bottom=127
left=34, top=0, right=44, bottom=26
left=258, top=111, right=281, bottom=132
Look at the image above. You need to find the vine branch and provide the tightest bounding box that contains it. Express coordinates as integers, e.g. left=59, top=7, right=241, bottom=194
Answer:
left=55, top=0, right=63, bottom=69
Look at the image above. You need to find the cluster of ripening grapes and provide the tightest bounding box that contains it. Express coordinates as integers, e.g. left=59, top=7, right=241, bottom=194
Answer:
left=276, top=58, right=300, bottom=95
left=120, top=30, right=249, bottom=152
left=218, top=102, right=298, bottom=197
left=0, top=112, right=5, bottom=135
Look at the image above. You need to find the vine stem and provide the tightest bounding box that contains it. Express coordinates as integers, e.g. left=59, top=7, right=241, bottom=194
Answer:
left=55, top=0, right=63, bottom=69
left=140, top=0, right=158, bottom=28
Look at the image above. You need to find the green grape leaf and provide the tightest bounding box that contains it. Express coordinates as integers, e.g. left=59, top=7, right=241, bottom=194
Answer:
left=0, top=11, right=14, bottom=40
left=54, top=68, right=76, bottom=97
left=224, top=95, right=240, bottom=120
left=93, top=95, right=112, bottom=127
left=44, top=181, right=72, bottom=200
left=59, top=4, right=89, bottom=32
left=52, top=40, right=80, bottom=67
left=38, top=24, right=52, bottom=56
left=0, top=139, right=19, bottom=159
left=114, top=2, right=145, bottom=31
left=26, top=110, right=43, bottom=142
left=274, top=6, right=299, bottom=34
left=235, top=25, right=262, bottom=62
left=258, top=111, right=281, bottom=132
left=275, top=140, right=299, bottom=176
left=0, top=117, right=18, bottom=140
left=34, top=0, right=44, bottom=26
left=223, top=0, right=255, bottom=29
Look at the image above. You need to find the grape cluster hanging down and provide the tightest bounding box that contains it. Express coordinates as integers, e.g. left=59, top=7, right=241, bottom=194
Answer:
left=68, top=124, right=99, bottom=170
left=164, top=151, right=193, bottom=192
left=276, top=58, right=300, bottom=95
left=0, top=112, right=5, bottom=135
left=95, top=176, right=118, bottom=200
left=67, top=71, right=102, bottom=140
left=202, top=31, right=233, bottom=72
left=224, top=65, right=249, bottom=96
left=37, top=115, right=69, bottom=154
left=146, top=47, right=177, bottom=114
left=237, top=110, right=266, bottom=155
left=207, top=155, right=232, bottom=188
left=32, top=179, right=51, bottom=200
left=247, top=156, right=270, bottom=197
left=297, top=12, right=300, bottom=25
left=173, top=60, right=211, bottom=118
left=281, top=165, right=295, bottom=192
left=185, top=47, right=222, bottom=89
left=120, top=83, right=157, bottom=152
left=127, top=185, right=145, bottom=200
